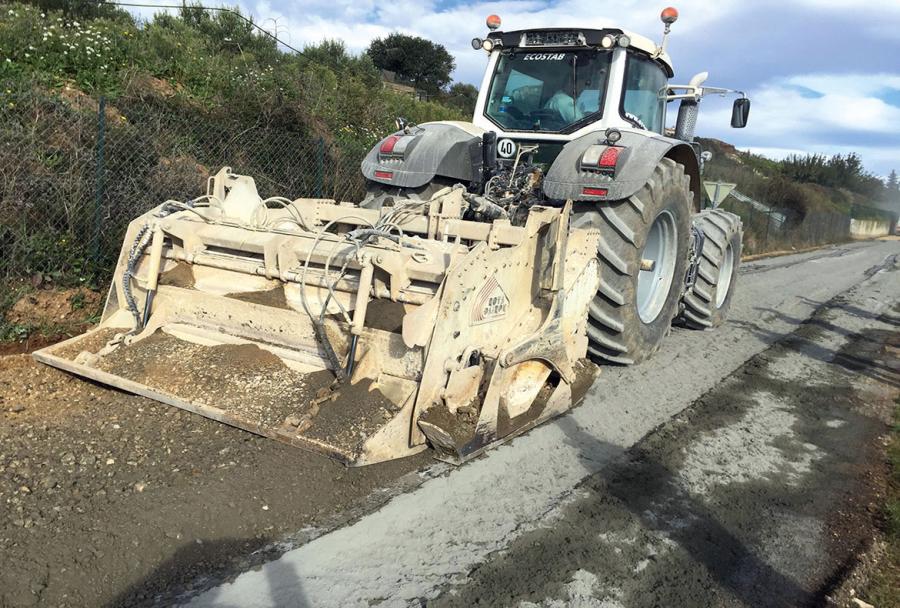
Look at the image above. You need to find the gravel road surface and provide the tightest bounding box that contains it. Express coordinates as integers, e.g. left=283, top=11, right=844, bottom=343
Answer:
left=1, top=239, right=897, bottom=607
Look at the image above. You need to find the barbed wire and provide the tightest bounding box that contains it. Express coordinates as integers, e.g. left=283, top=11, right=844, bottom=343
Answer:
left=97, top=1, right=307, bottom=55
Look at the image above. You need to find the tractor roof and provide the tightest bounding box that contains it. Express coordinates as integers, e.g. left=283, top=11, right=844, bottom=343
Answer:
left=485, top=27, right=673, bottom=76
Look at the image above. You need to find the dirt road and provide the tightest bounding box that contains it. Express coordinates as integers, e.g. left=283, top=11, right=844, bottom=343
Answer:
left=1, top=239, right=898, bottom=607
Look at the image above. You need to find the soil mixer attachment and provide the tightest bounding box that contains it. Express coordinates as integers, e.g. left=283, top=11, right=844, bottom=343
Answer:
left=35, top=168, right=601, bottom=465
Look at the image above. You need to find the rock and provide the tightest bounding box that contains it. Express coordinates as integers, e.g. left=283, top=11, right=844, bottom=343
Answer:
left=851, top=600, right=874, bottom=608
left=80, top=454, right=96, bottom=466
left=10, top=404, right=25, bottom=413
left=133, top=482, right=147, bottom=493
left=39, top=477, right=57, bottom=490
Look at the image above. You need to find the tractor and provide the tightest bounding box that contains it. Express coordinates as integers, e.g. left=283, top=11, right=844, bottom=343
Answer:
left=35, top=7, right=750, bottom=465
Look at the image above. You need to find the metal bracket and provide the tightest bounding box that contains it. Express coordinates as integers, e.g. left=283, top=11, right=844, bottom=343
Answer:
left=684, top=224, right=706, bottom=290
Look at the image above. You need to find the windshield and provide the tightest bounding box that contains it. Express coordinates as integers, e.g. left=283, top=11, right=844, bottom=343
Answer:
left=484, top=50, right=612, bottom=132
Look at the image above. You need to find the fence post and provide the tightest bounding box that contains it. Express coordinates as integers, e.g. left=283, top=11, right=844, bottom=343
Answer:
left=764, top=210, right=771, bottom=250
left=90, top=96, right=106, bottom=271
left=315, top=136, right=324, bottom=198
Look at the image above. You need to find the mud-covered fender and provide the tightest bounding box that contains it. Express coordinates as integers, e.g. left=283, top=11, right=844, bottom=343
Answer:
left=361, top=121, right=486, bottom=189
left=542, top=131, right=701, bottom=210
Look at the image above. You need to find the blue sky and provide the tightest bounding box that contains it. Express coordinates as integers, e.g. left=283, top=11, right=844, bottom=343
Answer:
left=129, top=0, right=900, bottom=177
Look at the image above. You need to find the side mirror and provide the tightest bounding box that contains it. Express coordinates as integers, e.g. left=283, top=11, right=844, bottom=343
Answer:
left=731, top=97, right=750, bottom=128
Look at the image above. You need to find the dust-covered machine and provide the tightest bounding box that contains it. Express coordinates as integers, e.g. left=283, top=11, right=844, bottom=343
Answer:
left=35, top=8, right=749, bottom=466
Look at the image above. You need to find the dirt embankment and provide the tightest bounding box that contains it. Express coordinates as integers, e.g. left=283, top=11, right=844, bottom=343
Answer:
left=1, top=287, right=102, bottom=356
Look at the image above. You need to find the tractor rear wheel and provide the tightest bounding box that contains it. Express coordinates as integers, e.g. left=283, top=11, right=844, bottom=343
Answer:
left=572, top=158, right=693, bottom=365
left=679, top=209, right=743, bottom=329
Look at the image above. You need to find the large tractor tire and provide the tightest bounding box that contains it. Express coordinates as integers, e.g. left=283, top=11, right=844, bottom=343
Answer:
left=679, top=209, right=743, bottom=329
left=572, top=158, right=693, bottom=365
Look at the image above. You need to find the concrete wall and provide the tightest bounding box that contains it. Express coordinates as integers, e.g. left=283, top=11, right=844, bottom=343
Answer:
left=849, top=218, right=893, bottom=239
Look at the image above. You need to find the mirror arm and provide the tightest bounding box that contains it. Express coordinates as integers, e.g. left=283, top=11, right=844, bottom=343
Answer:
left=664, top=86, right=746, bottom=102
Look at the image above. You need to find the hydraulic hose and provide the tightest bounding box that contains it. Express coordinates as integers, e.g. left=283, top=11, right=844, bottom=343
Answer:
left=122, top=224, right=153, bottom=332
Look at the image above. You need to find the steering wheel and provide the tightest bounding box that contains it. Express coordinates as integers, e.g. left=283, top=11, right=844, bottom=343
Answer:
left=503, top=105, right=525, bottom=120
left=528, top=109, right=567, bottom=130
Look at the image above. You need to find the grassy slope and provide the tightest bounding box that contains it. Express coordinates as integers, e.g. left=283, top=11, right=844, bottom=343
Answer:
left=0, top=2, right=465, bottom=342
left=698, top=137, right=867, bottom=216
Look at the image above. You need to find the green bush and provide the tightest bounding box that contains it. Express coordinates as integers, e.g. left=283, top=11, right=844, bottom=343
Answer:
left=0, top=3, right=134, bottom=92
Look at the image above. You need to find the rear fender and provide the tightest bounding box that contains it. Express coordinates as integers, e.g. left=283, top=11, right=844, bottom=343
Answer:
left=361, top=121, right=486, bottom=189
left=542, top=131, right=701, bottom=210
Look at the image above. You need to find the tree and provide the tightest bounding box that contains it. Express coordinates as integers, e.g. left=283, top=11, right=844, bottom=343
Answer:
left=366, top=33, right=455, bottom=94
left=442, top=82, right=479, bottom=116
left=887, top=169, right=899, bottom=193
left=23, top=0, right=123, bottom=18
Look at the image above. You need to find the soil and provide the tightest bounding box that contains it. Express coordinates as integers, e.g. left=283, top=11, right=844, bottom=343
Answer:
left=157, top=262, right=195, bottom=289
left=363, top=299, right=407, bottom=333
left=0, top=333, right=74, bottom=357
left=59, top=83, right=127, bottom=125
left=95, top=332, right=330, bottom=431
left=84, top=331, right=401, bottom=454
left=419, top=360, right=598, bottom=451
left=6, top=287, right=101, bottom=328
left=225, top=286, right=290, bottom=310
left=0, top=353, right=431, bottom=608
left=51, top=327, right=122, bottom=361
left=419, top=401, right=479, bottom=447
left=299, top=377, right=400, bottom=452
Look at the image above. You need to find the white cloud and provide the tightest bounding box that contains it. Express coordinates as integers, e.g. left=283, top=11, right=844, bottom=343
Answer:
left=786, top=73, right=900, bottom=97
left=697, top=73, right=900, bottom=139
left=696, top=74, right=900, bottom=175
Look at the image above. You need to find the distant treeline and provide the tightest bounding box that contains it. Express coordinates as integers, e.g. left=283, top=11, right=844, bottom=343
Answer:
left=779, top=153, right=898, bottom=205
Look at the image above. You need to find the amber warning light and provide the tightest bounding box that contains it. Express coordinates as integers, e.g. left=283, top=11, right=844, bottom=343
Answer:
left=486, top=14, right=501, bottom=30
left=661, top=7, right=678, bottom=25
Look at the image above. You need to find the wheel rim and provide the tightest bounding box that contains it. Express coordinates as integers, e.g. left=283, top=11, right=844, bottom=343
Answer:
left=716, top=242, right=734, bottom=308
left=637, top=210, right=678, bottom=324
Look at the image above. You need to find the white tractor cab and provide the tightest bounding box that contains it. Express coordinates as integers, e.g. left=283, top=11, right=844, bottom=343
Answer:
left=361, top=7, right=750, bottom=365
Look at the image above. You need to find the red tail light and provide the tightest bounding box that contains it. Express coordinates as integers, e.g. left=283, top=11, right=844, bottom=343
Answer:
left=598, top=147, right=620, bottom=168
left=380, top=135, right=401, bottom=155
left=582, top=187, right=608, bottom=197
left=374, top=170, right=393, bottom=180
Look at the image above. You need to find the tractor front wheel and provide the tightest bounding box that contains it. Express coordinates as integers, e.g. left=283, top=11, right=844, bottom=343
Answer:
left=679, top=209, right=743, bottom=329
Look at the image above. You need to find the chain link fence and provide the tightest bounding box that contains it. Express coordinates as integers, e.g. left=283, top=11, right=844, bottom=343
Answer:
left=714, top=194, right=850, bottom=255
left=2, top=84, right=896, bottom=308
left=0, top=84, right=371, bottom=288
left=714, top=192, right=896, bottom=255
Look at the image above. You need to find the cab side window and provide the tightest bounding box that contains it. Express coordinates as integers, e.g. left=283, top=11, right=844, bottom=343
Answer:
left=622, top=54, right=667, bottom=133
